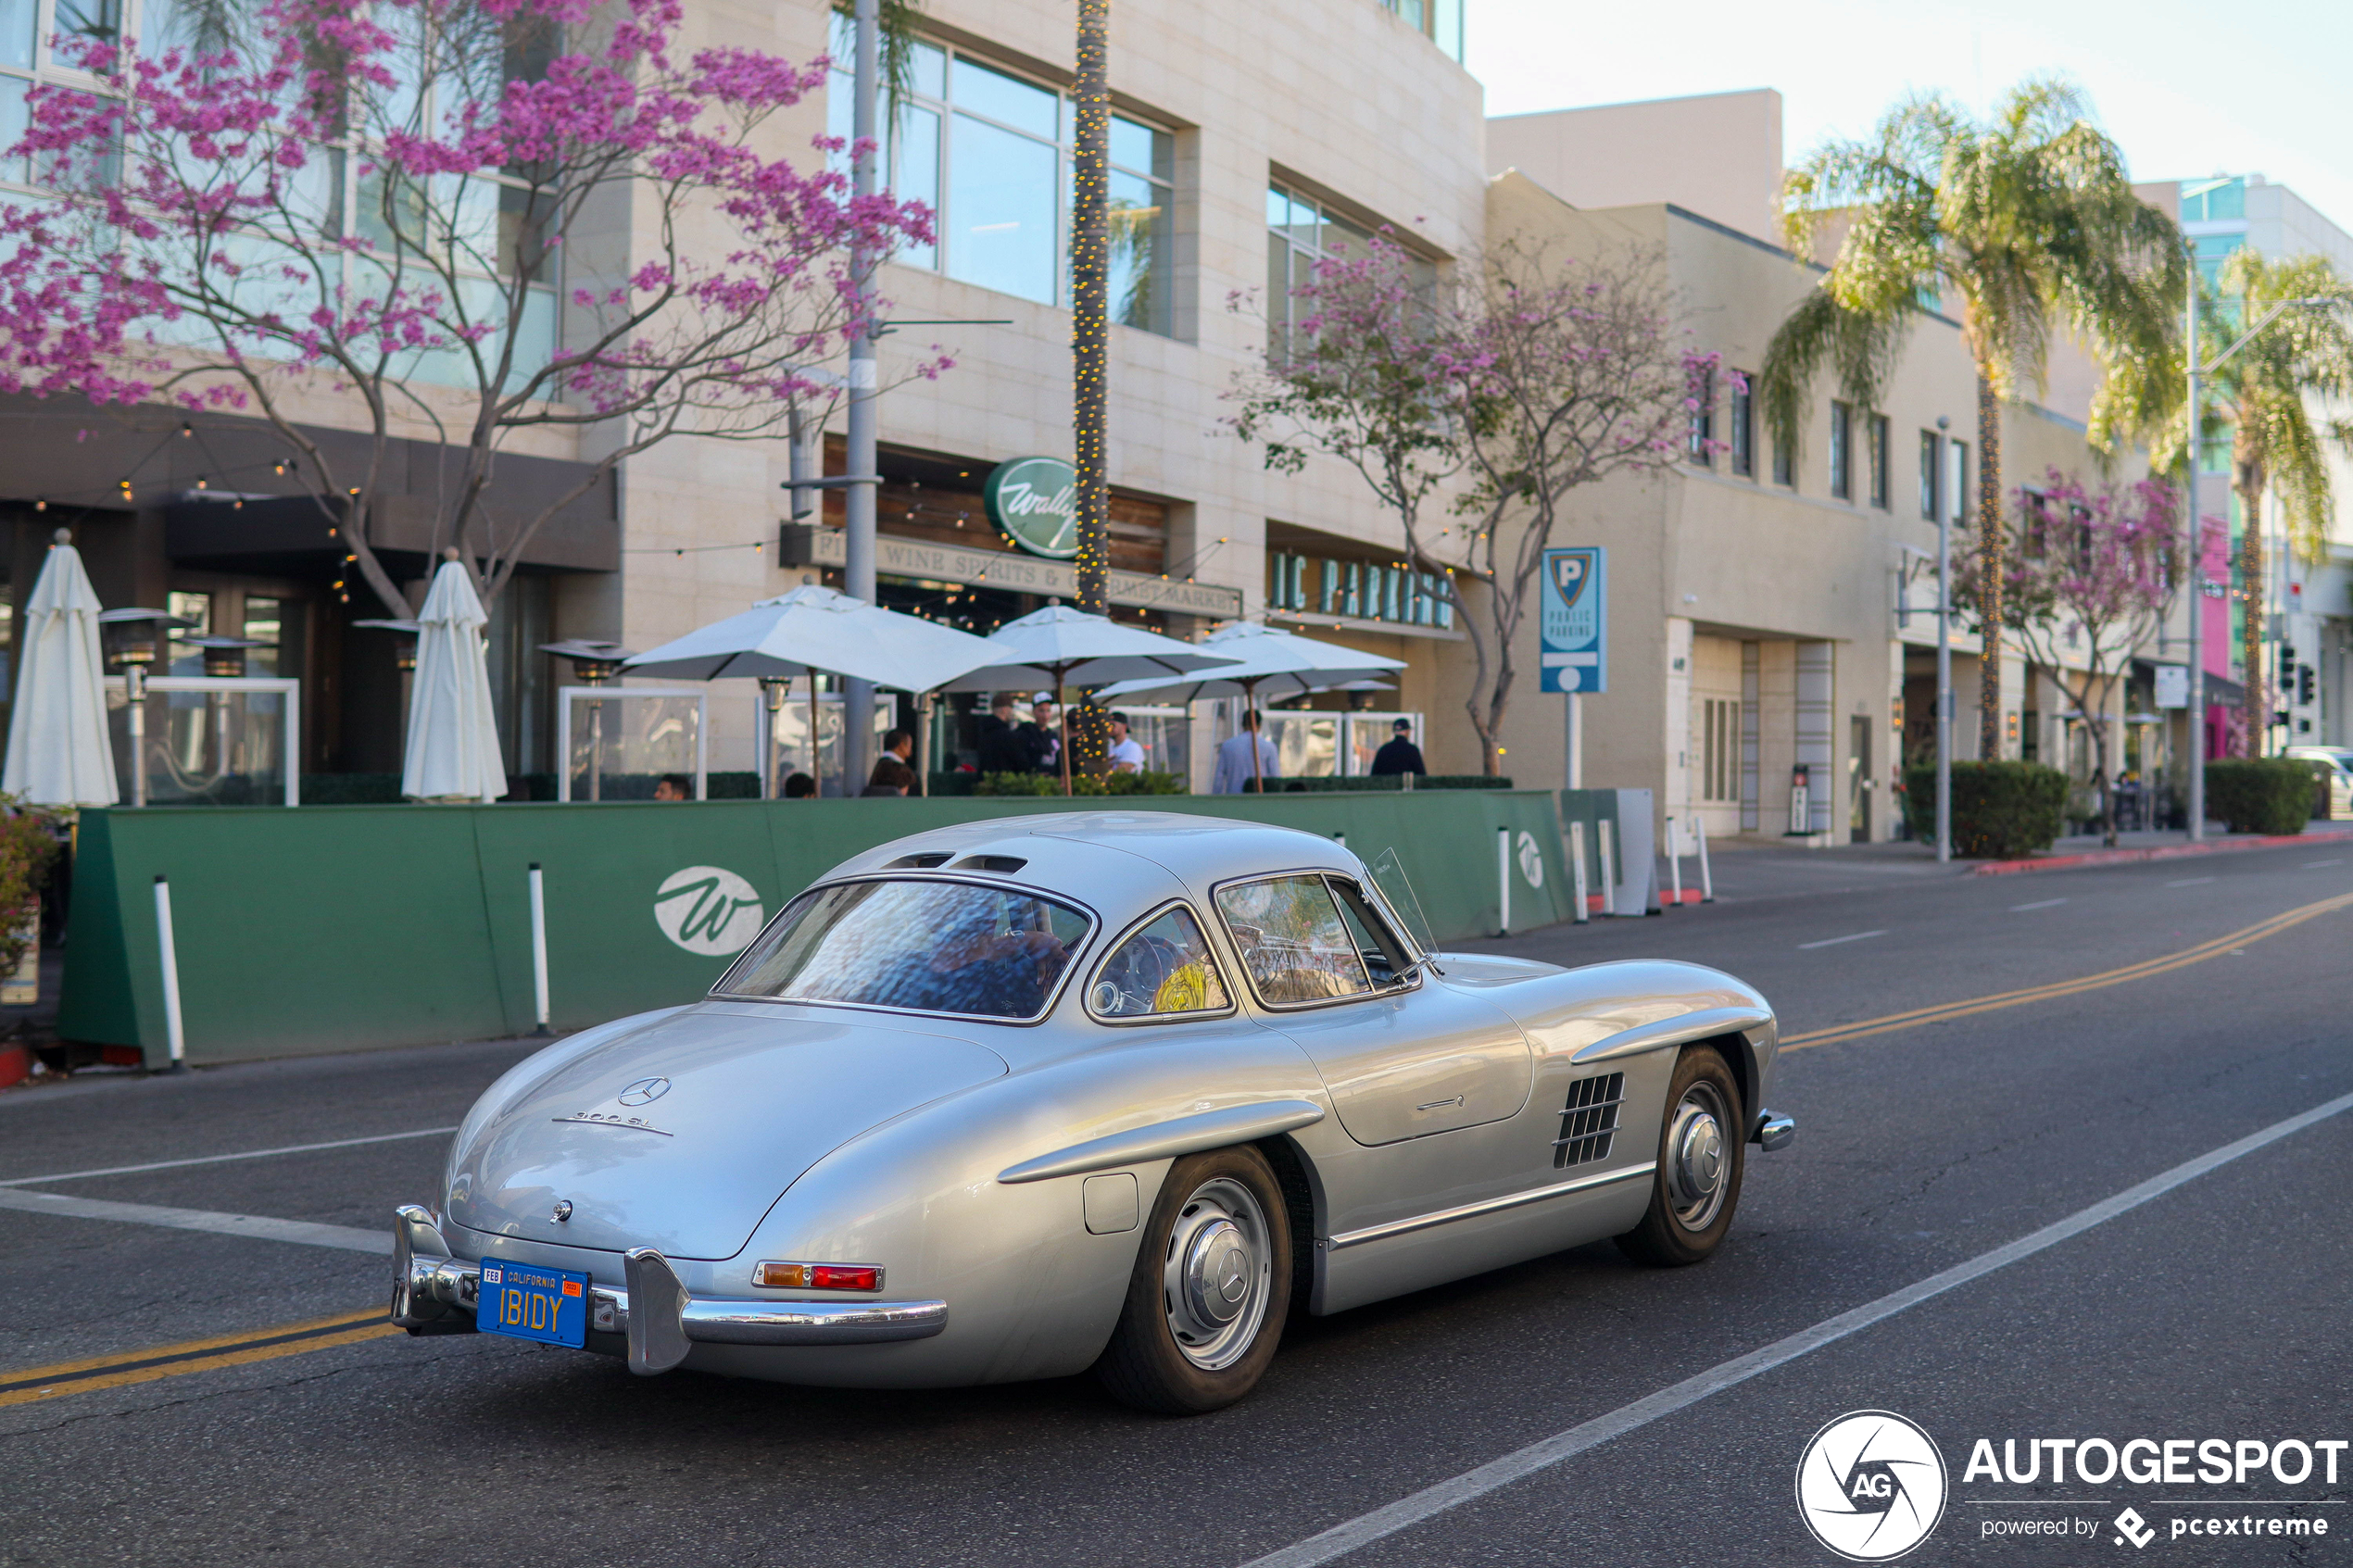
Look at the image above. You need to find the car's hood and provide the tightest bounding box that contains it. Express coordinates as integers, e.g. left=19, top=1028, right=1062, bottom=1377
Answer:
left=446, top=1006, right=1008, bottom=1260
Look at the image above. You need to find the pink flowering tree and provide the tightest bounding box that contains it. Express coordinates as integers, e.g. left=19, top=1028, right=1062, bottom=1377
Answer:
left=1958, top=469, right=2183, bottom=844
left=0, top=0, right=937, bottom=616
left=1232, top=235, right=1717, bottom=774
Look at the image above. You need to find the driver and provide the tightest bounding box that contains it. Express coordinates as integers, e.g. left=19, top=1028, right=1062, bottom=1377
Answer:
left=925, top=897, right=1072, bottom=1013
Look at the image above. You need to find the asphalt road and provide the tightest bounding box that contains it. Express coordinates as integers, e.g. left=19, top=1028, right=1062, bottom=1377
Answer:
left=4, top=836, right=2351, bottom=1566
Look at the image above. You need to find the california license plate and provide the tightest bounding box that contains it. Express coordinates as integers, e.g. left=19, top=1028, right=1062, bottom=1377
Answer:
left=476, top=1261, right=590, bottom=1347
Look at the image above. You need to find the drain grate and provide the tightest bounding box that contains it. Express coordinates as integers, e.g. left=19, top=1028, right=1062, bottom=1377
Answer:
left=1553, top=1072, right=1625, bottom=1168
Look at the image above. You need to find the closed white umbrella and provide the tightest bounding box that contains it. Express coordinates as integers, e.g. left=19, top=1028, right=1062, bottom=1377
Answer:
left=2, top=530, right=117, bottom=806
left=1096, top=621, right=1408, bottom=793
left=942, top=606, right=1242, bottom=794
left=402, top=558, right=509, bottom=803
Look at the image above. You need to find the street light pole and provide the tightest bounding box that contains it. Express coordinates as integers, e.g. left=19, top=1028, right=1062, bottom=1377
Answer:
left=2185, top=244, right=2205, bottom=840
left=841, top=0, right=881, bottom=799
left=1936, top=484, right=1952, bottom=863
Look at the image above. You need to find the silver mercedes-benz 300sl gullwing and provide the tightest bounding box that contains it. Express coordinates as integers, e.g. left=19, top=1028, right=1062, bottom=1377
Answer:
left=393, top=812, right=1793, bottom=1413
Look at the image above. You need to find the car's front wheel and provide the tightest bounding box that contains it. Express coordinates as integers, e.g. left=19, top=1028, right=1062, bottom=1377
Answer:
left=1616, top=1046, right=1745, bottom=1267
left=1094, top=1145, right=1291, bottom=1414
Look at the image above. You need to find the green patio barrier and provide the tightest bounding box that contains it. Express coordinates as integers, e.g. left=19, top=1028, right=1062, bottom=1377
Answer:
left=59, top=791, right=1576, bottom=1063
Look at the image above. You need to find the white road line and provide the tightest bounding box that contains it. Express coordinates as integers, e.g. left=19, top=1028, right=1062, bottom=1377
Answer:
left=0, top=1126, right=459, bottom=1188
left=2167, top=877, right=2216, bottom=887
left=2008, top=897, right=2068, bottom=912
left=0, top=1188, right=388, bottom=1253
left=1235, top=1087, right=2353, bottom=1568
left=2304, top=859, right=2345, bottom=870
left=1796, top=930, right=1886, bottom=950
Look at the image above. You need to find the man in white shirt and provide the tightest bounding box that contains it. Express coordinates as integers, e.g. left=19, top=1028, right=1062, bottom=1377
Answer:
left=1106, top=711, right=1146, bottom=773
left=1210, top=709, right=1278, bottom=794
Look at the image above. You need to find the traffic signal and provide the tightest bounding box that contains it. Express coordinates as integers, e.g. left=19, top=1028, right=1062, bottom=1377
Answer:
left=2300, top=663, right=2316, bottom=704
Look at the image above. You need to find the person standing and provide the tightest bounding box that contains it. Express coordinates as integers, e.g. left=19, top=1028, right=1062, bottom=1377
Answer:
left=1369, top=718, right=1426, bottom=778
left=1106, top=711, right=1146, bottom=773
left=867, top=729, right=916, bottom=795
left=1211, top=709, right=1277, bottom=794
left=976, top=695, right=1029, bottom=773
left=1018, top=696, right=1063, bottom=775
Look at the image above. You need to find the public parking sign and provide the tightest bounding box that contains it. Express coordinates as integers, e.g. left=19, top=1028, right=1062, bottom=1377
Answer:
left=1540, top=547, right=1606, bottom=693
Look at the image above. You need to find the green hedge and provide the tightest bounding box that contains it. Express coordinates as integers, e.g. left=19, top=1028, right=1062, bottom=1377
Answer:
left=2203, top=759, right=2316, bottom=835
left=1903, top=760, right=2070, bottom=858
left=971, top=770, right=1186, bottom=797
left=1274, top=774, right=1511, bottom=792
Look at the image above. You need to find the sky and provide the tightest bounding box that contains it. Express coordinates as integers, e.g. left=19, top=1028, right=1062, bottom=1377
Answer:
left=1467, top=0, right=2353, bottom=232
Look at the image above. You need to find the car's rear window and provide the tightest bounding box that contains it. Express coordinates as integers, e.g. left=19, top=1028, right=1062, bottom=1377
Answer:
left=716, top=879, right=1093, bottom=1021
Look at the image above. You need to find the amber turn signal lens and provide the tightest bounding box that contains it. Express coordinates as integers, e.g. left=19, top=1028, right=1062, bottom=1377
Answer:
left=754, top=1261, right=882, bottom=1291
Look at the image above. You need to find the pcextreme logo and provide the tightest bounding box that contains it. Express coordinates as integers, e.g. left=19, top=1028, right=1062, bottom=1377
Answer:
left=1795, top=1411, right=1950, bottom=1562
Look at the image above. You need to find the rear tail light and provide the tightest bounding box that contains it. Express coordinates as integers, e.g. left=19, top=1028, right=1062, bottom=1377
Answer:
left=754, top=1261, right=883, bottom=1291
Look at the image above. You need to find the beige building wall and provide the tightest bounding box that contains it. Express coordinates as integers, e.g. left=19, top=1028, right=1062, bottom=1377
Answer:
left=1487, top=90, right=1784, bottom=245
left=585, top=0, right=1487, bottom=771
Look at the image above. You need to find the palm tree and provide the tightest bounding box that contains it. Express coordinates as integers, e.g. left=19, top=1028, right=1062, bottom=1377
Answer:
left=1759, top=78, right=2183, bottom=760
left=2185, top=251, right=2353, bottom=752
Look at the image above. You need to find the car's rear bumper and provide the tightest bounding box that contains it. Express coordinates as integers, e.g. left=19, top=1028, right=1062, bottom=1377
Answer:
left=1750, top=1109, right=1796, bottom=1151
left=389, top=1206, right=947, bottom=1374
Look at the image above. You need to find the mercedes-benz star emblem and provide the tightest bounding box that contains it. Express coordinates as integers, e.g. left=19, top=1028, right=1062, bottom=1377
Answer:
left=617, top=1077, right=672, bottom=1107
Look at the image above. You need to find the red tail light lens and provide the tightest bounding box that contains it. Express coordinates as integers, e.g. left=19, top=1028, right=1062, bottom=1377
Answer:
left=753, top=1261, right=883, bottom=1291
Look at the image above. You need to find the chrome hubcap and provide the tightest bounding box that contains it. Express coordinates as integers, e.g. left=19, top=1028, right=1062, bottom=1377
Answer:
left=1665, top=1083, right=1732, bottom=1233
left=1162, top=1177, right=1273, bottom=1371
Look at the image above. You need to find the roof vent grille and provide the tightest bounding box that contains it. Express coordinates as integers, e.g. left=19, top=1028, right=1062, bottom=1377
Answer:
left=951, top=854, right=1027, bottom=874
left=885, top=852, right=951, bottom=869
left=1553, top=1071, right=1624, bottom=1168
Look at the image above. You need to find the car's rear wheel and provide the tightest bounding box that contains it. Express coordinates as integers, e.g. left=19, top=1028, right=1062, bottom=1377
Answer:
left=1616, top=1047, right=1745, bottom=1268
left=1094, top=1145, right=1291, bottom=1414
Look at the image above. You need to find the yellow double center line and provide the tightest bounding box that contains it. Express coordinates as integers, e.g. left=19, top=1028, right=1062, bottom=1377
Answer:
left=0, top=1309, right=398, bottom=1409
left=1781, top=888, right=2353, bottom=1052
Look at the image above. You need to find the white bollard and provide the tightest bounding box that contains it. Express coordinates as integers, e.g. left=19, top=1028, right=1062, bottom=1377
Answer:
left=1496, top=826, right=1511, bottom=936
left=1569, top=821, right=1590, bottom=924
left=153, top=874, right=186, bottom=1071
left=1666, top=817, right=1685, bottom=907
left=1695, top=816, right=1715, bottom=902
left=529, top=862, right=551, bottom=1033
left=1598, top=819, right=1617, bottom=918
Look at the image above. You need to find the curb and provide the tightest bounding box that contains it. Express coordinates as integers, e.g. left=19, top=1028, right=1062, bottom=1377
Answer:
left=0, top=1043, right=28, bottom=1090
left=1971, top=833, right=2346, bottom=876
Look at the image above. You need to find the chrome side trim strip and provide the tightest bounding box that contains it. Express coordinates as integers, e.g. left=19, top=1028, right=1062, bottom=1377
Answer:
left=1570, top=1007, right=1773, bottom=1064
left=1325, top=1161, right=1656, bottom=1251
left=996, top=1099, right=1327, bottom=1184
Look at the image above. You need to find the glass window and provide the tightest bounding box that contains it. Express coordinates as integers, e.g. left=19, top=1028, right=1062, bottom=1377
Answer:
left=1109, top=114, right=1173, bottom=336
left=243, top=596, right=283, bottom=678
left=1919, top=430, right=1940, bottom=520
left=891, top=100, right=939, bottom=270
left=1772, top=430, right=1793, bottom=487
left=1869, top=413, right=1890, bottom=508
left=0, top=0, right=32, bottom=70
left=1829, top=401, right=1851, bottom=499
left=721, top=879, right=1092, bottom=1021
left=950, top=56, right=1056, bottom=139
left=52, top=0, right=120, bottom=53
left=1088, top=905, right=1230, bottom=1019
left=1265, top=182, right=1428, bottom=361
left=1948, top=439, right=1968, bottom=524
left=1327, top=878, right=1412, bottom=985
left=1215, top=875, right=1374, bottom=1005
left=1729, top=374, right=1754, bottom=477
left=1687, top=365, right=1713, bottom=465
left=950, top=111, right=1058, bottom=305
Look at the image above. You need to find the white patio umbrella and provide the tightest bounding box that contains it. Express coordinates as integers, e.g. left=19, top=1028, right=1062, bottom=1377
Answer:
left=402, top=557, right=509, bottom=803
left=1, top=530, right=117, bottom=806
left=1095, top=621, right=1408, bottom=793
left=941, top=606, right=1243, bottom=794
left=622, top=585, right=1007, bottom=797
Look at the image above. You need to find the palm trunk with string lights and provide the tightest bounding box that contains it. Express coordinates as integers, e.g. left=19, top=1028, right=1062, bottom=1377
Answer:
left=1066, top=0, right=1110, bottom=794
left=1975, top=373, right=2004, bottom=759
left=2235, top=449, right=2269, bottom=755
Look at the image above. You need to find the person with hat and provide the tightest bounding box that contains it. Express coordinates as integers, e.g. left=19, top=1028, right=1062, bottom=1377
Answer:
left=1368, top=717, right=1426, bottom=778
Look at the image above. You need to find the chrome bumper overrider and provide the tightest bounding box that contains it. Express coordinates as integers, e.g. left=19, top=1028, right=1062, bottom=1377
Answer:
left=389, top=1205, right=948, bottom=1375
left=1750, top=1109, right=1796, bottom=1151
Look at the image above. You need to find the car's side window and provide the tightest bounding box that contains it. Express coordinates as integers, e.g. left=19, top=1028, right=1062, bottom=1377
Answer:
left=1327, top=878, right=1414, bottom=986
left=1088, top=906, right=1232, bottom=1020
left=1214, top=875, right=1375, bottom=1006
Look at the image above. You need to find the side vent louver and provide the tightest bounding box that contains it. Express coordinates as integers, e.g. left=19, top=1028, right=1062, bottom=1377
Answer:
left=886, top=853, right=952, bottom=869
left=1553, top=1072, right=1624, bottom=1168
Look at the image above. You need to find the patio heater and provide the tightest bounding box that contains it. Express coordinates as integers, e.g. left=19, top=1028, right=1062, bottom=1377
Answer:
left=541, top=640, right=633, bottom=802
left=94, top=607, right=195, bottom=807
left=760, top=677, right=791, bottom=798
left=183, top=634, right=269, bottom=779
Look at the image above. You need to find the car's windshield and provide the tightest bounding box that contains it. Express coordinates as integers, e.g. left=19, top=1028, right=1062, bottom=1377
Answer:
left=717, top=879, right=1092, bottom=1020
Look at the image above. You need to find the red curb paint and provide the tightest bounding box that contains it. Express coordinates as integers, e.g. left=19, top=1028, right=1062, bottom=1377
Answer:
left=0, top=1044, right=28, bottom=1089
left=1970, top=832, right=2351, bottom=876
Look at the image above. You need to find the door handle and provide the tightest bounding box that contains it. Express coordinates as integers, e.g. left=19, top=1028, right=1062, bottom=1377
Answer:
left=1416, top=1095, right=1466, bottom=1111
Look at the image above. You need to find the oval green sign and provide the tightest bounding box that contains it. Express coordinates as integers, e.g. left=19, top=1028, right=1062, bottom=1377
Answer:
left=983, top=456, right=1079, bottom=559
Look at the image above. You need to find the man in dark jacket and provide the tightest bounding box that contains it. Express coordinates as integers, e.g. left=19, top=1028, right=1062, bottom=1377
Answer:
left=976, top=695, right=1030, bottom=773
left=1369, top=718, right=1426, bottom=777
